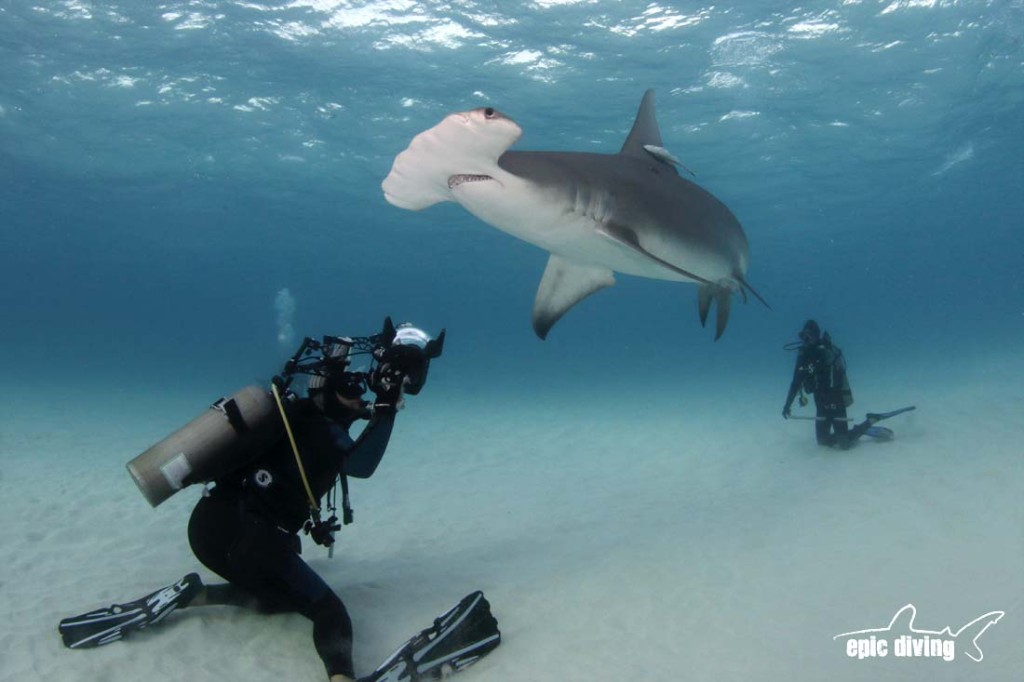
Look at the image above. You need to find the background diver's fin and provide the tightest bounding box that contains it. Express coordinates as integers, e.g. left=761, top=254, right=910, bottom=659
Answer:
left=58, top=573, right=201, bottom=649
left=868, top=405, right=916, bottom=421
left=359, top=591, right=501, bottom=682
left=865, top=426, right=894, bottom=441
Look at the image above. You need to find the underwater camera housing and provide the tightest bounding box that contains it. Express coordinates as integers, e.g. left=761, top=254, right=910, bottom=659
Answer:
left=277, top=316, right=445, bottom=399
left=371, top=318, right=446, bottom=396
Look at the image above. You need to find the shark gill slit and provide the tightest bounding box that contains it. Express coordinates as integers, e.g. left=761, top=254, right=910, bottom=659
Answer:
left=448, top=174, right=492, bottom=189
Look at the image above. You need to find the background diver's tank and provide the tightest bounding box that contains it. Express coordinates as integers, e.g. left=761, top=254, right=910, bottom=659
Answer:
left=126, top=385, right=282, bottom=507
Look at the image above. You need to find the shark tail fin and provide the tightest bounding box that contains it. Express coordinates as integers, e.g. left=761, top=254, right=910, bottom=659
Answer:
left=697, top=274, right=769, bottom=340
left=697, top=285, right=713, bottom=328
left=696, top=283, right=734, bottom=341
left=713, top=288, right=732, bottom=340
left=955, top=611, right=1005, bottom=662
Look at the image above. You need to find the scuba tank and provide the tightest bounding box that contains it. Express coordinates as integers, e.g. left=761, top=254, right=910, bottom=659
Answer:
left=126, top=337, right=354, bottom=509
left=126, top=385, right=282, bottom=507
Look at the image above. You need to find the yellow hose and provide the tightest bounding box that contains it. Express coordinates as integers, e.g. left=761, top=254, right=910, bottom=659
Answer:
left=271, top=382, right=318, bottom=513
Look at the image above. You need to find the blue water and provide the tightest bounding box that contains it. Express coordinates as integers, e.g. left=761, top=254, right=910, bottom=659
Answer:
left=2, top=3, right=1023, bottom=680
left=3, top=1, right=1022, bottom=396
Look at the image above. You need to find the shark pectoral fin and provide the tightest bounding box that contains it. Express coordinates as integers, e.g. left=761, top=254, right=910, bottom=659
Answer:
left=597, top=224, right=713, bottom=285
left=532, top=254, right=615, bottom=339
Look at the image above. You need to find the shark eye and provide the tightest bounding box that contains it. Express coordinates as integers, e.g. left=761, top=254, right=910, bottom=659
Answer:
left=483, top=107, right=496, bottom=118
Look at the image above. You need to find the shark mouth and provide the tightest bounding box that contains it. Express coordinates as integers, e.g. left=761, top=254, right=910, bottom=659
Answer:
left=448, top=174, right=493, bottom=189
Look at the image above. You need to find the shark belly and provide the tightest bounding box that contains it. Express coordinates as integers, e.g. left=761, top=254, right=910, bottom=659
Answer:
left=451, top=163, right=737, bottom=285
left=449, top=172, right=630, bottom=267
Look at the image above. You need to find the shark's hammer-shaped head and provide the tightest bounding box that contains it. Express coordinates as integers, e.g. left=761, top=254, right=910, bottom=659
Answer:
left=382, top=107, right=522, bottom=210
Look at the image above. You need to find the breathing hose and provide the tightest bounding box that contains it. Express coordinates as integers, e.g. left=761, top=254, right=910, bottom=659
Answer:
left=270, top=382, right=319, bottom=515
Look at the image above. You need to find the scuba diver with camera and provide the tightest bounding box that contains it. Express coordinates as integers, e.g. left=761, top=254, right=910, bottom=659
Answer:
left=58, top=318, right=501, bottom=682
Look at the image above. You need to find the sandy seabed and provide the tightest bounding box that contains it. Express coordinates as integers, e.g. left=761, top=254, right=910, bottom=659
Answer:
left=1, top=360, right=1021, bottom=682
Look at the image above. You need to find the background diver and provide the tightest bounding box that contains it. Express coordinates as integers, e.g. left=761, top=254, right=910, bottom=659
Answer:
left=782, top=319, right=915, bottom=449
left=59, top=318, right=501, bottom=682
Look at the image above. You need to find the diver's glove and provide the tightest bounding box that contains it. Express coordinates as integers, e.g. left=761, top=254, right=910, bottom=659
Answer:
left=782, top=405, right=791, bottom=419
left=371, top=372, right=403, bottom=414
left=372, top=390, right=402, bottom=415
left=370, top=358, right=405, bottom=414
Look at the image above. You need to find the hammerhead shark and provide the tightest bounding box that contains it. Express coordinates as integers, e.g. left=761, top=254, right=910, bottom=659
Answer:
left=382, top=89, right=766, bottom=339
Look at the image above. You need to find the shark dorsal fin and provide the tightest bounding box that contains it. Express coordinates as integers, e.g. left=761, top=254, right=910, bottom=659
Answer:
left=620, top=89, right=668, bottom=163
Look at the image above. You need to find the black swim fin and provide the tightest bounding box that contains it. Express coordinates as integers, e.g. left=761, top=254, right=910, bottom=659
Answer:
left=866, top=406, right=916, bottom=422
left=58, top=573, right=201, bottom=649
left=359, top=591, right=501, bottom=681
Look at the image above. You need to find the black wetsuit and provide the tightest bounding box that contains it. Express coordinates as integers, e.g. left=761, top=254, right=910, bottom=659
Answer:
left=783, top=339, right=871, bottom=449
left=187, top=397, right=395, bottom=680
